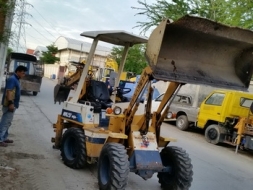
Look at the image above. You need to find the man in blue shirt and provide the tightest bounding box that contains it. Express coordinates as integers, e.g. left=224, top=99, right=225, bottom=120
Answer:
left=0, top=65, right=27, bottom=147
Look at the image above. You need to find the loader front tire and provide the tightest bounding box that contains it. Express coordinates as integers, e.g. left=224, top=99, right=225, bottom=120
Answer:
left=157, top=146, right=193, bottom=190
left=176, top=115, right=189, bottom=131
left=98, top=143, right=129, bottom=190
left=61, top=127, right=87, bottom=169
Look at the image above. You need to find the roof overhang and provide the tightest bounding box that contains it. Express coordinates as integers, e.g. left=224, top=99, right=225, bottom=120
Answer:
left=80, top=30, right=148, bottom=46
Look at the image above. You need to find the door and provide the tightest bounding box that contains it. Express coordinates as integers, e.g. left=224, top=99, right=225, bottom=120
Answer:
left=197, top=92, right=226, bottom=128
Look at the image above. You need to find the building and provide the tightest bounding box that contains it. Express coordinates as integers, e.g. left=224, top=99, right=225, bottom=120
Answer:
left=54, top=36, right=111, bottom=68
left=33, top=46, right=48, bottom=61
left=34, top=36, right=112, bottom=79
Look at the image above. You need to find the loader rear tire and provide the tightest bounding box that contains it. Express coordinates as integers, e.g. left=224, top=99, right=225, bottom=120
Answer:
left=157, top=146, right=193, bottom=190
left=33, top=91, right=38, bottom=96
left=61, top=127, right=87, bottom=169
left=98, top=143, right=129, bottom=190
left=176, top=115, right=189, bottom=131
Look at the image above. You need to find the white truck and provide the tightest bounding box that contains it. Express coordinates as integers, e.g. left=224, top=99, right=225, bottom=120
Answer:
left=152, top=83, right=219, bottom=130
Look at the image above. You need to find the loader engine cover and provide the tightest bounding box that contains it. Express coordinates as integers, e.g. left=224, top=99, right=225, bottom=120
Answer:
left=146, top=15, right=253, bottom=91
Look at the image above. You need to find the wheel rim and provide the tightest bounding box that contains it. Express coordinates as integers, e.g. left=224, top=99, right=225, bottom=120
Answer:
left=100, top=154, right=110, bottom=185
left=64, top=136, right=78, bottom=160
left=177, top=118, right=184, bottom=128
left=208, top=128, right=218, bottom=140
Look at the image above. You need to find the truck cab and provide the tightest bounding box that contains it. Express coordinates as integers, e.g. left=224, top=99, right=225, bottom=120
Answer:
left=196, top=90, right=253, bottom=145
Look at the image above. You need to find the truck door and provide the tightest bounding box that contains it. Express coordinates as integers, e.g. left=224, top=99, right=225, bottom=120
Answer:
left=197, top=92, right=226, bottom=128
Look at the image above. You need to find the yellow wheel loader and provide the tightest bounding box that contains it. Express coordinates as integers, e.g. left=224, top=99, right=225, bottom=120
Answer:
left=51, top=15, right=253, bottom=190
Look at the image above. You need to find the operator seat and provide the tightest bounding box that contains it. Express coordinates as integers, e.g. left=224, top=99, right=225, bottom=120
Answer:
left=81, top=80, right=113, bottom=109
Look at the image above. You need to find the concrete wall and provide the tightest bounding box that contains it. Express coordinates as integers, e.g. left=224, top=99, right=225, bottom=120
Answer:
left=44, top=64, right=59, bottom=79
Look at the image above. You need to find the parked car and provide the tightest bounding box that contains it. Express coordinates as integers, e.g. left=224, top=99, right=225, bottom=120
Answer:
left=118, top=80, right=160, bottom=102
left=151, top=93, right=196, bottom=129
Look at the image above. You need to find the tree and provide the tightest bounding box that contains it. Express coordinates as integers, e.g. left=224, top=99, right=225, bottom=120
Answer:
left=0, top=0, right=15, bottom=44
left=132, top=0, right=253, bottom=34
left=40, top=44, right=60, bottom=64
left=5, top=47, right=12, bottom=62
left=110, top=44, right=147, bottom=75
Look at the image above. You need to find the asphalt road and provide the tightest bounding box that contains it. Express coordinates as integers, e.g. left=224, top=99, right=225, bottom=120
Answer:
left=26, top=77, right=253, bottom=190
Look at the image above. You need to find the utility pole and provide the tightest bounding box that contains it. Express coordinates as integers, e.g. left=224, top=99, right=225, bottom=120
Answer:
left=11, top=0, right=31, bottom=52
left=0, top=0, right=17, bottom=90
left=16, top=0, right=25, bottom=52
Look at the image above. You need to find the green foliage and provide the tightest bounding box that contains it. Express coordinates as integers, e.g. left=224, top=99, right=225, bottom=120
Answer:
left=5, top=47, right=12, bottom=62
left=40, top=44, right=60, bottom=64
left=133, top=0, right=253, bottom=34
left=0, top=0, right=16, bottom=44
left=110, top=44, right=147, bottom=74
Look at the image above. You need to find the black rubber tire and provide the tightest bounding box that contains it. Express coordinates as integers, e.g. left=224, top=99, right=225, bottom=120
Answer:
left=60, top=128, right=87, bottom=169
left=205, top=124, right=221, bottom=145
left=33, top=91, right=38, bottom=96
left=98, top=143, right=129, bottom=190
left=176, top=115, right=189, bottom=131
left=157, top=146, right=193, bottom=190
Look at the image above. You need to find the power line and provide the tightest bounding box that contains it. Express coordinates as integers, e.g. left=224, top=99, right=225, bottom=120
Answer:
left=30, top=15, right=57, bottom=39
left=32, top=6, right=63, bottom=37
left=30, top=25, right=53, bottom=43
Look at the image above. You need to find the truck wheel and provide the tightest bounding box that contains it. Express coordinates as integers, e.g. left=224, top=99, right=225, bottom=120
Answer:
left=157, top=146, right=193, bottom=190
left=33, top=91, right=38, bottom=96
left=205, top=124, right=222, bottom=145
left=176, top=115, right=189, bottom=131
left=98, top=143, right=129, bottom=190
left=60, top=128, right=87, bottom=169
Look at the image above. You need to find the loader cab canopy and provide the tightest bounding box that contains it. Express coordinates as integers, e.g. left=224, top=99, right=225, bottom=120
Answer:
left=80, top=30, right=148, bottom=46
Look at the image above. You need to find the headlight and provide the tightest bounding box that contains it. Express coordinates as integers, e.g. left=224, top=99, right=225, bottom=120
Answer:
left=167, top=112, right=173, bottom=118
left=113, top=106, right=122, bottom=115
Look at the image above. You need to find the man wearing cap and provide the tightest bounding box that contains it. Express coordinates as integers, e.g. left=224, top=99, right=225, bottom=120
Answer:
left=0, top=65, right=28, bottom=147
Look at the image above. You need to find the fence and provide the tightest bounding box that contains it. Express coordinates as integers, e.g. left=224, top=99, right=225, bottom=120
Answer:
left=43, top=64, right=59, bottom=79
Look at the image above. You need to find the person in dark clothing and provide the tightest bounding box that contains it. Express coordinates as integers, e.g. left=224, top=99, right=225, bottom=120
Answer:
left=0, top=65, right=27, bottom=147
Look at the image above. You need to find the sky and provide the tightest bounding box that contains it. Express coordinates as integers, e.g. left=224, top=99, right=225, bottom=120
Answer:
left=10, top=0, right=156, bottom=52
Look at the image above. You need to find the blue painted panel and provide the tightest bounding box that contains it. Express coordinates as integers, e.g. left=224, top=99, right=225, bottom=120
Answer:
left=61, top=109, right=83, bottom=122
left=86, top=136, right=106, bottom=144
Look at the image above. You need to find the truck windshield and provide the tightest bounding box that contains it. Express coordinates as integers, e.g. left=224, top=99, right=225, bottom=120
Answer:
left=205, top=93, right=225, bottom=106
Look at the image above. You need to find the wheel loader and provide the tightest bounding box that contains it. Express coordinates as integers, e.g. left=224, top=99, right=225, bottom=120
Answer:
left=51, top=15, right=253, bottom=190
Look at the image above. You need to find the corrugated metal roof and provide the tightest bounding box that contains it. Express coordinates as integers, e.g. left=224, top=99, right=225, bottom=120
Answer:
left=56, top=36, right=111, bottom=56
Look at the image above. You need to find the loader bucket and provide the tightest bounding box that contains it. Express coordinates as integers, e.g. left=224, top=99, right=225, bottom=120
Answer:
left=54, top=84, right=71, bottom=104
left=146, top=15, right=253, bottom=91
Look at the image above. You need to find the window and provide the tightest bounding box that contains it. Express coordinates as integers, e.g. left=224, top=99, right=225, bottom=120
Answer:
left=17, top=61, right=28, bottom=67
left=240, top=98, right=253, bottom=108
left=205, top=93, right=225, bottom=106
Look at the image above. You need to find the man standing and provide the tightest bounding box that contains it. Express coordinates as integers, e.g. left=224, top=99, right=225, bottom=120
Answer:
left=0, top=65, right=27, bottom=147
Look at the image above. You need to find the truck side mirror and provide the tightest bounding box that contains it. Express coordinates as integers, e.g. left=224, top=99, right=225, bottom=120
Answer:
left=250, top=102, right=253, bottom=113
